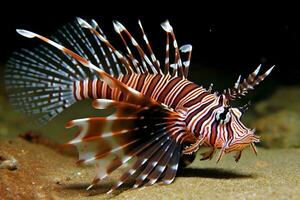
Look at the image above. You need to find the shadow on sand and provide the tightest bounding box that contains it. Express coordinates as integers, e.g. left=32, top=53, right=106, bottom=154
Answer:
left=60, top=168, right=254, bottom=196
left=60, top=179, right=135, bottom=196
left=178, top=167, right=255, bottom=179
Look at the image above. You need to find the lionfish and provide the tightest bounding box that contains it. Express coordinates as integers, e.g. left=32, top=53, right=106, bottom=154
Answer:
left=5, top=17, right=274, bottom=193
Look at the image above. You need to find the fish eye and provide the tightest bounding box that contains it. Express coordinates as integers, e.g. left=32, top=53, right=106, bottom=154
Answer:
left=219, top=110, right=227, bottom=120
left=216, top=107, right=230, bottom=123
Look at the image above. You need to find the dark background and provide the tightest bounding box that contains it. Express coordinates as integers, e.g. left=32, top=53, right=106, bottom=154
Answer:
left=0, top=3, right=299, bottom=93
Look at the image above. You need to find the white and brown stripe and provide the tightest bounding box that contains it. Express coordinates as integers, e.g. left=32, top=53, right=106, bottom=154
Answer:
left=72, top=73, right=210, bottom=114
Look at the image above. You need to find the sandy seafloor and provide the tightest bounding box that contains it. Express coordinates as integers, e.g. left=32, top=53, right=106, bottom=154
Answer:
left=1, top=137, right=299, bottom=200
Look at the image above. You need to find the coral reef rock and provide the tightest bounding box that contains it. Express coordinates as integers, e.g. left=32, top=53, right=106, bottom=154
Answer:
left=253, top=86, right=300, bottom=148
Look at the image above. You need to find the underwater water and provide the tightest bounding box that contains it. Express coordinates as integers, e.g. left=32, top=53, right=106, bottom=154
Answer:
left=1, top=12, right=300, bottom=199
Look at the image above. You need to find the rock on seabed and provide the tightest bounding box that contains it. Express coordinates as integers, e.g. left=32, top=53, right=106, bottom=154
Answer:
left=253, top=86, right=300, bottom=148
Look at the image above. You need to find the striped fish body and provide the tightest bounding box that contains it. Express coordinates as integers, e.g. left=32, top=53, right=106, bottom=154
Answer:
left=5, top=18, right=274, bottom=193
left=73, top=75, right=229, bottom=149
left=73, top=74, right=202, bottom=110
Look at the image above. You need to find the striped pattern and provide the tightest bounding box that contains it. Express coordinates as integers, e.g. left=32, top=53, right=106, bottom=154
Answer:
left=5, top=17, right=274, bottom=194
left=72, top=74, right=204, bottom=108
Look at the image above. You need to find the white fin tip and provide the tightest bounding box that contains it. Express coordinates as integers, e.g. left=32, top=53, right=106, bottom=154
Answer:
left=106, top=189, right=113, bottom=194
left=183, top=61, right=190, bottom=67
left=138, top=19, right=142, bottom=27
left=234, top=75, right=241, bottom=89
left=91, top=19, right=99, bottom=28
left=86, top=184, right=94, bottom=190
left=253, top=64, right=262, bottom=76
left=170, top=64, right=177, bottom=69
left=164, top=179, right=173, bottom=184
left=76, top=17, right=93, bottom=29
left=113, top=20, right=125, bottom=33
left=180, top=44, right=192, bottom=52
left=265, top=65, right=275, bottom=76
left=16, top=29, right=36, bottom=38
left=161, top=20, right=173, bottom=32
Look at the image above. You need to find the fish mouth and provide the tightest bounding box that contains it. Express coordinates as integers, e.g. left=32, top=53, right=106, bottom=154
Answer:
left=216, top=129, right=259, bottom=163
left=252, top=134, right=260, bottom=143
left=251, top=128, right=260, bottom=143
left=228, top=129, right=260, bottom=149
left=239, top=128, right=260, bottom=144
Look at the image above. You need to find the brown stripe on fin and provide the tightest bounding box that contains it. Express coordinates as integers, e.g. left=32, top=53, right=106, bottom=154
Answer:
left=133, top=139, right=173, bottom=188
left=144, top=142, right=177, bottom=186
left=162, top=144, right=181, bottom=184
left=107, top=132, right=172, bottom=193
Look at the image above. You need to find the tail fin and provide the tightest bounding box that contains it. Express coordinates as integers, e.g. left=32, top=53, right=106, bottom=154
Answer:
left=4, top=49, right=78, bottom=126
